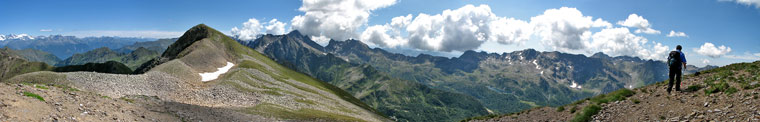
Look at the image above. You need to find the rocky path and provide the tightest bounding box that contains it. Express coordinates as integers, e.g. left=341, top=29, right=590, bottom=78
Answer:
left=593, top=77, right=760, bottom=121
left=0, top=83, right=179, bottom=122
left=470, top=62, right=760, bottom=122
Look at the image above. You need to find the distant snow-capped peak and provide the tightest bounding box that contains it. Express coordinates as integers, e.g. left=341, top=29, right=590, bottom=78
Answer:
left=0, top=34, right=35, bottom=41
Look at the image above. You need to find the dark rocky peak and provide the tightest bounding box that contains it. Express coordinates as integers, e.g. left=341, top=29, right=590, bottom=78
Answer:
left=437, top=50, right=488, bottom=73
left=161, top=24, right=213, bottom=59
left=133, top=24, right=231, bottom=74
left=503, top=48, right=540, bottom=60
left=327, top=39, right=339, bottom=46
left=591, top=52, right=610, bottom=59
left=519, top=48, right=540, bottom=58
left=287, top=30, right=304, bottom=37
left=273, top=30, right=323, bottom=51
left=413, top=53, right=449, bottom=63
left=327, top=39, right=370, bottom=52
left=249, top=33, right=282, bottom=47
left=459, top=50, right=489, bottom=59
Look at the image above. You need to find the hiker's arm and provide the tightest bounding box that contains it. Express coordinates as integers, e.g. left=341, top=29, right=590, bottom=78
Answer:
left=683, top=62, right=687, bottom=71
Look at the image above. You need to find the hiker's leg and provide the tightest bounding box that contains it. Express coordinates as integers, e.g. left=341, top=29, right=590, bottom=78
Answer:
left=676, top=69, right=682, bottom=91
left=668, top=69, right=675, bottom=93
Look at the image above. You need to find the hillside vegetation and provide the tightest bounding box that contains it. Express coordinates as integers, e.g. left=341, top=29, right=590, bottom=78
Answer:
left=467, top=61, right=760, bottom=121
left=5, top=48, right=61, bottom=65
left=0, top=47, right=55, bottom=81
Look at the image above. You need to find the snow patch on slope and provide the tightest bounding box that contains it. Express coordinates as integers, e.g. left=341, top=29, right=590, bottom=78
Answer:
left=199, top=62, right=235, bottom=82
left=569, top=81, right=582, bottom=89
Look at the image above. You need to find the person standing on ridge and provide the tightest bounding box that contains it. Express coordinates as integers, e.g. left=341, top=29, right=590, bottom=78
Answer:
left=667, top=45, right=687, bottom=94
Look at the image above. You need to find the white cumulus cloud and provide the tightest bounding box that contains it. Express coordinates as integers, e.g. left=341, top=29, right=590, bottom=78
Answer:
left=361, top=4, right=532, bottom=52
left=666, top=30, right=688, bottom=37
left=360, top=25, right=406, bottom=47
left=404, top=4, right=527, bottom=51
left=359, top=15, right=411, bottom=47
left=291, top=0, right=396, bottom=42
left=265, top=19, right=287, bottom=35
left=694, top=42, right=732, bottom=58
left=617, top=14, right=660, bottom=34
left=588, top=27, right=669, bottom=60
left=232, top=18, right=289, bottom=40
left=702, top=59, right=711, bottom=64
left=490, top=17, right=533, bottom=45
left=231, top=18, right=263, bottom=41
left=531, top=7, right=610, bottom=52
left=725, top=0, right=760, bottom=8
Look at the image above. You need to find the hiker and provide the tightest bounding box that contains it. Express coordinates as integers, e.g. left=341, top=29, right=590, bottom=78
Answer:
left=667, top=45, right=687, bottom=93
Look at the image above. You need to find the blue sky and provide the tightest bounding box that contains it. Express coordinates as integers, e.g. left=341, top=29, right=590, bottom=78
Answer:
left=1, top=0, right=759, bottom=66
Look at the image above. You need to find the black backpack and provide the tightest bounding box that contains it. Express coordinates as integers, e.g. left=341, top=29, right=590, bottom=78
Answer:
left=668, top=51, right=682, bottom=69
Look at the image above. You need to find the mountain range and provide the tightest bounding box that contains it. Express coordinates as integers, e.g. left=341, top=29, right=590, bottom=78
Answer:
left=1, top=24, right=390, bottom=121
left=243, top=31, right=489, bottom=121
left=55, top=47, right=160, bottom=70
left=0, top=35, right=155, bottom=59
left=1, top=37, right=176, bottom=70
left=0, top=26, right=723, bottom=122
left=238, top=30, right=718, bottom=121
left=0, top=34, right=36, bottom=41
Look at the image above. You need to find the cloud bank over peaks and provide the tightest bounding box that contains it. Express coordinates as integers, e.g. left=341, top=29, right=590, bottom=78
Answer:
left=231, top=18, right=288, bottom=40
left=234, top=1, right=687, bottom=61
left=695, top=42, right=732, bottom=58
left=291, top=0, right=397, bottom=42
left=404, top=4, right=529, bottom=52
left=355, top=5, right=674, bottom=61
left=617, top=14, right=661, bottom=34
left=361, top=4, right=533, bottom=52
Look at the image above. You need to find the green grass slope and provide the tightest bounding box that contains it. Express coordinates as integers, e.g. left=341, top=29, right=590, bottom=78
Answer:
left=0, top=47, right=55, bottom=81
left=133, top=24, right=388, bottom=121
left=6, top=48, right=61, bottom=65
